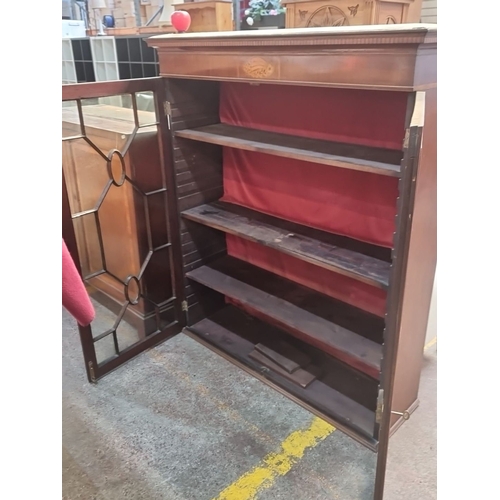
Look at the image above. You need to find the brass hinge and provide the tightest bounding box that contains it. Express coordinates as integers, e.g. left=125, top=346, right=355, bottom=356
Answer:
left=88, top=361, right=97, bottom=383
left=181, top=300, right=188, bottom=312
left=164, top=101, right=172, bottom=130
left=375, top=388, right=384, bottom=424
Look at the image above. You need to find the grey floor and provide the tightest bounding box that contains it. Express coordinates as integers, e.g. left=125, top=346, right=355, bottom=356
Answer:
left=62, top=309, right=436, bottom=500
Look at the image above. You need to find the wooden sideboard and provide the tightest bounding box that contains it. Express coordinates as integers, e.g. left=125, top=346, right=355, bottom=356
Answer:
left=282, top=0, right=422, bottom=28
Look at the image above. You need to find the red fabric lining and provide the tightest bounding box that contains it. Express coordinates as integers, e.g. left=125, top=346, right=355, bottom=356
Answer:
left=226, top=236, right=386, bottom=317
left=219, top=83, right=402, bottom=314
left=220, top=82, right=408, bottom=150
left=221, top=148, right=398, bottom=248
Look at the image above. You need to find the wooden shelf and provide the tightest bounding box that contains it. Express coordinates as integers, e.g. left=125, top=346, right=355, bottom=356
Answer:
left=175, top=123, right=402, bottom=177
left=182, top=202, right=390, bottom=289
left=186, top=305, right=377, bottom=444
left=186, top=256, right=383, bottom=379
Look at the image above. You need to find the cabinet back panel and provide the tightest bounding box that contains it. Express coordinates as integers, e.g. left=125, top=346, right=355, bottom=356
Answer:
left=218, top=83, right=401, bottom=315
left=220, top=82, right=408, bottom=150
left=222, top=148, right=399, bottom=248
left=227, top=236, right=387, bottom=318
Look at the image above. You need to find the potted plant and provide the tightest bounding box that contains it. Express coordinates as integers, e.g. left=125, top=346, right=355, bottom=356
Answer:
left=242, top=0, right=286, bottom=30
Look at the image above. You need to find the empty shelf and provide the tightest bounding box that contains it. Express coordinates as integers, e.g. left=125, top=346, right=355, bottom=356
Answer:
left=175, top=123, right=402, bottom=177
left=187, top=305, right=377, bottom=444
left=182, top=202, right=390, bottom=289
left=186, top=256, right=383, bottom=379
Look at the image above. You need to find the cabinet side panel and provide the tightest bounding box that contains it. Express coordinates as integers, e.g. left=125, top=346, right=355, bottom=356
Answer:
left=167, top=79, right=226, bottom=323
left=390, top=87, right=436, bottom=429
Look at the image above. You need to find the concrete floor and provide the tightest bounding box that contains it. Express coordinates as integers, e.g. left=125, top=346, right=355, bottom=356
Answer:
left=62, top=308, right=436, bottom=500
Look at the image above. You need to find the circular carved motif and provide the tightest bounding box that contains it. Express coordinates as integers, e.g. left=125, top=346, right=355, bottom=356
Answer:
left=306, top=6, right=349, bottom=28
left=386, top=15, right=397, bottom=24
left=243, top=57, right=274, bottom=79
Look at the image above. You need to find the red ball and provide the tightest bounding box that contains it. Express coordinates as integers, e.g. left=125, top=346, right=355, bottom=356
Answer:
left=171, top=10, right=191, bottom=33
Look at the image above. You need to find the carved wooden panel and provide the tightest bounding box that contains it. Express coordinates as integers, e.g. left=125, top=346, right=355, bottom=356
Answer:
left=375, top=1, right=406, bottom=25
left=283, top=0, right=416, bottom=28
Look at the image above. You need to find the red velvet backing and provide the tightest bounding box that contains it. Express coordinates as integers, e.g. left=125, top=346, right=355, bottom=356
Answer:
left=226, top=236, right=387, bottom=317
left=221, top=148, right=399, bottom=248
left=219, top=83, right=407, bottom=316
left=220, top=82, right=408, bottom=150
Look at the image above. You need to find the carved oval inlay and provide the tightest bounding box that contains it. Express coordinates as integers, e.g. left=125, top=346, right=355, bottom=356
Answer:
left=243, top=57, right=274, bottom=79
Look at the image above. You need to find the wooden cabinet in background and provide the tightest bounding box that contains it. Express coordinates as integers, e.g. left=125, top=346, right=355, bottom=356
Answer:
left=282, top=0, right=422, bottom=28
left=175, top=0, right=233, bottom=32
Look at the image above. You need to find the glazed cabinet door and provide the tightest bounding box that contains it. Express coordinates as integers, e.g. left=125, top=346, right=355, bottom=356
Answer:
left=62, top=78, right=185, bottom=383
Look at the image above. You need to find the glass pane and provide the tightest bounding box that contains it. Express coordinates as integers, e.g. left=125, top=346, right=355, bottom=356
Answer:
left=94, top=334, right=117, bottom=364
left=115, top=313, right=142, bottom=352
left=147, top=190, right=170, bottom=250
left=81, top=94, right=136, bottom=155
left=127, top=124, right=162, bottom=192
left=62, top=100, right=81, bottom=138
left=141, top=247, right=174, bottom=306
left=87, top=294, right=119, bottom=342
left=136, top=91, right=157, bottom=125
left=71, top=213, right=103, bottom=278
left=99, top=181, right=145, bottom=281
left=62, top=138, right=110, bottom=214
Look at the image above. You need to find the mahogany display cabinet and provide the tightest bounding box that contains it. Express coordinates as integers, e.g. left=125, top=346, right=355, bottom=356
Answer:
left=62, top=24, right=437, bottom=499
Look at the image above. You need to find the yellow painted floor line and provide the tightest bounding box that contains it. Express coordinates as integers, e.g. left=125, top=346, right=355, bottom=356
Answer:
left=213, top=417, right=335, bottom=500
left=425, top=337, right=437, bottom=351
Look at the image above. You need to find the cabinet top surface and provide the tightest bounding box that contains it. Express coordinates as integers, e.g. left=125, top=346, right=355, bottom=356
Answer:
left=148, top=23, right=437, bottom=48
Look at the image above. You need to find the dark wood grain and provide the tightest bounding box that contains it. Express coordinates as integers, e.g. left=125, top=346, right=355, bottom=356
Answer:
left=167, top=79, right=226, bottom=320
left=182, top=201, right=391, bottom=288
left=187, top=304, right=377, bottom=443
left=176, top=124, right=402, bottom=177
left=186, top=256, right=383, bottom=378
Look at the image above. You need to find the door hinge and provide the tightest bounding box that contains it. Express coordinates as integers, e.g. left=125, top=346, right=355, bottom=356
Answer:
left=164, top=101, right=172, bottom=130
left=88, top=361, right=97, bottom=383
left=375, top=388, right=384, bottom=424
left=181, top=300, right=188, bottom=312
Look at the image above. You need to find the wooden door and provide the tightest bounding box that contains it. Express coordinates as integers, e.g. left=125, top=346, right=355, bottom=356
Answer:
left=62, top=78, right=185, bottom=382
left=374, top=91, right=427, bottom=499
